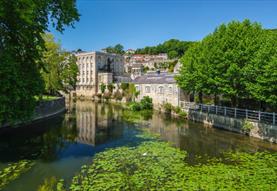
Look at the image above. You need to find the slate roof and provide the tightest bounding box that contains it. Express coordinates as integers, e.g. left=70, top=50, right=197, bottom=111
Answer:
left=133, top=72, right=177, bottom=84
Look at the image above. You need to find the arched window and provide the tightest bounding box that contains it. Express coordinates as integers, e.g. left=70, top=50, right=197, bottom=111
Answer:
left=145, top=86, right=151, bottom=93
left=158, top=86, right=164, bottom=94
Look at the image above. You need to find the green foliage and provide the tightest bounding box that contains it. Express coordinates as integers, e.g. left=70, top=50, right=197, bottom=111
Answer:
left=176, top=19, right=277, bottom=107
left=37, top=177, right=66, bottom=191
left=100, top=83, right=106, bottom=94
left=41, top=33, right=78, bottom=94
left=107, top=83, right=115, bottom=93
left=135, top=39, right=194, bottom=58
left=68, top=138, right=277, bottom=191
left=140, top=96, right=153, bottom=110
left=129, top=96, right=153, bottom=111
left=125, top=83, right=140, bottom=102
left=242, top=120, right=255, bottom=134
left=113, top=90, right=123, bottom=101
left=129, top=102, right=142, bottom=111
left=105, top=44, right=125, bottom=55
left=0, top=0, right=79, bottom=125
left=120, top=82, right=129, bottom=92
left=163, top=103, right=173, bottom=113
left=0, top=160, right=34, bottom=190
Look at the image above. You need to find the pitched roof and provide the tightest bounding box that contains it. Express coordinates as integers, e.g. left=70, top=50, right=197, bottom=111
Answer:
left=133, top=72, right=177, bottom=84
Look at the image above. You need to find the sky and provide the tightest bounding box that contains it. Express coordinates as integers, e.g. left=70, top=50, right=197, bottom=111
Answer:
left=50, top=0, right=277, bottom=52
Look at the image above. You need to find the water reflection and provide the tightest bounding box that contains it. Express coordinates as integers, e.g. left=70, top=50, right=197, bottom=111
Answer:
left=147, top=113, right=277, bottom=161
left=0, top=101, right=277, bottom=191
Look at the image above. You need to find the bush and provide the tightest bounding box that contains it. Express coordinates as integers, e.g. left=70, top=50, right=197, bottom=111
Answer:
left=129, top=102, right=141, bottom=111
left=163, top=103, right=173, bottom=113
left=140, top=96, right=153, bottom=110
left=103, top=92, right=111, bottom=100
left=179, top=111, right=187, bottom=118
left=242, top=120, right=254, bottom=134
left=113, top=90, right=123, bottom=101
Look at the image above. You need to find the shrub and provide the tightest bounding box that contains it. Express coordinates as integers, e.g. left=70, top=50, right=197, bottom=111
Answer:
left=113, top=90, right=123, bottom=101
left=179, top=111, right=187, bottom=118
left=173, top=106, right=182, bottom=114
left=100, top=83, right=106, bottom=94
left=96, top=93, right=102, bottom=98
left=129, top=102, right=141, bottom=111
left=163, top=103, right=173, bottom=113
left=140, top=96, right=153, bottom=110
left=103, top=92, right=111, bottom=100
left=242, top=120, right=254, bottom=134
left=120, top=82, right=129, bottom=91
left=107, top=83, right=115, bottom=93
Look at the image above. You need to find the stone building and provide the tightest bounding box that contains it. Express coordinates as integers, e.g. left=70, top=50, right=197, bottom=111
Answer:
left=75, top=51, right=125, bottom=97
left=133, top=71, right=189, bottom=107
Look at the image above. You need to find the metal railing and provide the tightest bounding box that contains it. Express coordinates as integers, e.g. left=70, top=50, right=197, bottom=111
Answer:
left=180, top=101, right=276, bottom=125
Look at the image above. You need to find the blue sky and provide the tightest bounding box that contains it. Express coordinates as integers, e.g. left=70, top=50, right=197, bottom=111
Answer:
left=50, top=0, right=277, bottom=51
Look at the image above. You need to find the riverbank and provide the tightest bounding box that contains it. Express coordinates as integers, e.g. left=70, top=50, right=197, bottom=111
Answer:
left=0, top=97, right=66, bottom=129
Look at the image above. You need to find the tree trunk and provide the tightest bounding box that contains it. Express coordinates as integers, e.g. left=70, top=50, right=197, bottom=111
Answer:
left=198, top=92, right=203, bottom=104
left=214, top=94, right=218, bottom=105
left=231, top=96, right=238, bottom=107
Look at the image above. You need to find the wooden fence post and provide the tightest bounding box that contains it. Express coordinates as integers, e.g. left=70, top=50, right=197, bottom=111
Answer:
left=258, top=111, right=261, bottom=121
left=224, top=107, right=226, bottom=116
left=246, top=109, right=248, bottom=119
left=234, top=108, right=237, bottom=118
left=216, top=106, right=218, bottom=115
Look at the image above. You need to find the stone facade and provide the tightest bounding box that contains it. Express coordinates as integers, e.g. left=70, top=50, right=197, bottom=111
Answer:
left=133, top=72, right=189, bottom=107
left=75, top=51, right=125, bottom=97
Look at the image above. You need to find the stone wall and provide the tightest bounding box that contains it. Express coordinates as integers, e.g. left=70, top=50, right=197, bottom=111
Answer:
left=33, top=97, right=66, bottom=121
left=188, top=110, right=277, bottom=143
left=1, top=97, right=66, bottom=128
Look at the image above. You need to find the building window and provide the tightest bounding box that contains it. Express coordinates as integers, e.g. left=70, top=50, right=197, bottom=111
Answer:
left=168, top=87, right=172, bottom=94
left=135, top=86, right=140, bottom=91
left=158, top=86, right=164, bottom=94
left=145, top=86, right=150, bottom=93
left=87, top=71, right=89, bottom=75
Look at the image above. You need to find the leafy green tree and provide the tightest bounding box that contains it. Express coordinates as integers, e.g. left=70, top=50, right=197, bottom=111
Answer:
left=168, top=50, right=178, bottom=59
left=177, top=19, right=269, bottom=107
left=135, top=39, right=194, bottom=58
left=41, top=33, right=78, bottom=94
left=60, top=53, right=78, bottom=92
left=105, top=44, right=125, bottom=55
left=0, top=0, right=79, bottom=125
left=245, top=30, right=277, bottom=106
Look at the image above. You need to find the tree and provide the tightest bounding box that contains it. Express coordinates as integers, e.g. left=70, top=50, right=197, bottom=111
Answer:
left=105, top=44, right=125, bottom=55
left=41, top=33, right=78, bottom=94
left=177, top=19, right=269, bottom=107
left=245, top=30, right=277, bottom=106
left=0, top=0, right=79, bottom=125
left=135, top=39, right=194, bottom=58
left=168, top=50, right=178, bottom=59
left=60, top=53, right=79, bottom=92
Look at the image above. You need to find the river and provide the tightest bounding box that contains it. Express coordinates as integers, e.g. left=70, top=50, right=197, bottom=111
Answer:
left=0, top=101, right=276, bottom=191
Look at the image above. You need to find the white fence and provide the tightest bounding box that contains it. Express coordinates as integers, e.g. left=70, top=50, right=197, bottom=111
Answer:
left=180, top=101, right=276, bottom=125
